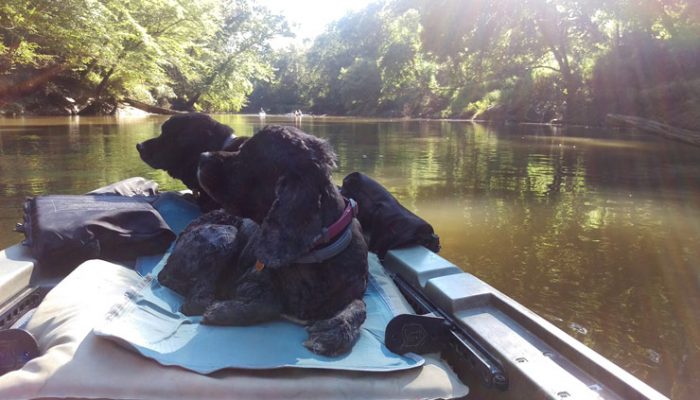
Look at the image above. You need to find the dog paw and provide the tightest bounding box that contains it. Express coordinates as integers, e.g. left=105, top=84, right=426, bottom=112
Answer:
left=304, top=300, right=366, bottom=357
left=304, top=323, right=354, bottom=356
left=202, top=300, right=240, bottom=325
left=202, top=299, right=281, bottom=326
left=180, top=298, right=210, bottom=316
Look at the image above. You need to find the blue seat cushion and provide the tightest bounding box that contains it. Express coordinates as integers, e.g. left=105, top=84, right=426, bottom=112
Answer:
left=94, top=192, right=423, bottom=373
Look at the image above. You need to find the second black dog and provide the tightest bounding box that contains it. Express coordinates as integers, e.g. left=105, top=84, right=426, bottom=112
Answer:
left=136, top=113, right=247, bottom=211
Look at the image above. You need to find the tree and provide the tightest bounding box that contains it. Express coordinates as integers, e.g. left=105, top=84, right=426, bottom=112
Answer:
left=245, top=46, right=309, bottom=114
left=167, top=0, right=290, bottom=112
left=294, top=2, right=443, bottom=116
left=418, top=0, right=606, bottom=122
left=377, top=8, right=442, bottom=116
left=1, top=0, right=288, bottom=113
left=590, top=1, right=700, bottom=128
left=0, top=0, right=121, bottom=104
left=303, top=3, right=386, bottom=114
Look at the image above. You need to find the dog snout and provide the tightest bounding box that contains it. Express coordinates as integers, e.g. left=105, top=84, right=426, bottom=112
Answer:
left=136, top=142, right=147, bottom=156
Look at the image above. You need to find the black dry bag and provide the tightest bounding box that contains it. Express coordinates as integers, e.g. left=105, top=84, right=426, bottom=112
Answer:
left=340, top=172, right=440, bottom=258
left=18, top=193, right=175, bottom=266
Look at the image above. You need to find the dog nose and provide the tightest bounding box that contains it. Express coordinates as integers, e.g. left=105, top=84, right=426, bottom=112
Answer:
left=136, top=142, right=144, bottom=152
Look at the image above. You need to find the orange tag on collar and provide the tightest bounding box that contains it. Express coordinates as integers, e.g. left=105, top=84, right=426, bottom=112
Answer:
left=255, top=260, right=265, bottom=271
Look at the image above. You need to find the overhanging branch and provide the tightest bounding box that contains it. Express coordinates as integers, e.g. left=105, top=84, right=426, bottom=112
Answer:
left=527, top=65, right=561, bottom=73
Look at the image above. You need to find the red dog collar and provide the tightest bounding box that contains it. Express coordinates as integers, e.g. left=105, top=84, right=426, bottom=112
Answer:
left=256, top=198, right=358, bottom=270
left=311, top=198, right=358, bottom=248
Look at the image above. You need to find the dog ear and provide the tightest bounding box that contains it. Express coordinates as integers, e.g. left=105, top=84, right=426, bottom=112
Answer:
left=254, top=174, right=323, bottom=268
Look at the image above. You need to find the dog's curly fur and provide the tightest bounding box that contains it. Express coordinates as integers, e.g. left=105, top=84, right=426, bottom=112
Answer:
left=157, top=210, right=258, bottom=316
left=136, top=113, right=247, bottom=211
left=197, top=125, right=369, bottom=356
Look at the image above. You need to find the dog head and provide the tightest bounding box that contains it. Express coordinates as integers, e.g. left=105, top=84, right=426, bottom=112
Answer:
left=198, top=125, right=338, bottom=268
left=136, top=113, right=237, bottom=191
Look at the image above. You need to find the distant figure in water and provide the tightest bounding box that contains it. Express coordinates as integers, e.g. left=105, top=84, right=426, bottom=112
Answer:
left=259, top=108, right=266, bottom=119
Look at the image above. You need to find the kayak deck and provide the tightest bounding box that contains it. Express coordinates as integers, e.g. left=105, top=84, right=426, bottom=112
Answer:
left=383, top=247, right=668, bottom=400
left=0, top=229, right=669, bottom=399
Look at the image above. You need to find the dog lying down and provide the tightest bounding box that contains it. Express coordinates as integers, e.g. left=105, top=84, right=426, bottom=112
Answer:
left=136, top=113, right=247, bottom=211
left=158, top=125, right=369, bottom=357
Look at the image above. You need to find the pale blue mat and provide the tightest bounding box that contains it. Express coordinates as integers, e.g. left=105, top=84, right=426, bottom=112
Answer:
left=94, top=193, right=423, bottom=374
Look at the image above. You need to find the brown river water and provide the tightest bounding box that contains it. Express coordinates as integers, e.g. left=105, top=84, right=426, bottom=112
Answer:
left=0, top=114, right=698, bottom=398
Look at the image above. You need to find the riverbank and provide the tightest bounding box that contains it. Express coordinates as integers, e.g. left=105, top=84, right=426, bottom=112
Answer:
left=3, top=85, right=700, bottom=144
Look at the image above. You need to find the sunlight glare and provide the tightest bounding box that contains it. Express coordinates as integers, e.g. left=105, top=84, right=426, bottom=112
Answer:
left=257, top=0, right=375, bottom=47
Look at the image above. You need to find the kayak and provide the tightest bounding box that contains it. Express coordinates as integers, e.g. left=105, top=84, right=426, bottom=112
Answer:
left=0, top=189, right=668, bottom=400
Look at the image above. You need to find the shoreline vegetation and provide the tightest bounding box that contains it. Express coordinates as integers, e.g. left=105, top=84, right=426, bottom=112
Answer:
left=1, top=0, right=699, bottom=133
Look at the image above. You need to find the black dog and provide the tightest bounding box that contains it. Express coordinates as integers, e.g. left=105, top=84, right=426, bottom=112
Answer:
left=136, top=113, right=247, bottom=211
left=197, top=125, right=369, bottom=356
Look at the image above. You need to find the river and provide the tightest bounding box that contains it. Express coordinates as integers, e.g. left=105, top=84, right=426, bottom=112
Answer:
left=0, top=114, right=698, bottom=398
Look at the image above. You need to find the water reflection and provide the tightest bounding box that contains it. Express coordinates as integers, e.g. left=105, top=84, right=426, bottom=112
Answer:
left=0, top=115, right=698, bottom=399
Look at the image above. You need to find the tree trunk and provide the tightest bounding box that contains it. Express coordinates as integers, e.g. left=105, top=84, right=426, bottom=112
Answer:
left=561, top=68, right=581, bottom=123
left=77, top=66, right=118, bottom=115
left=123, top=98, right=184, bottom=115
left=80, top=59, right=98, bottom=79
left=95, top=66, right=115, bottom=98
left=170, top=95, right=198, bottom=112
left=607, top=114, right=700, bottom=146
left=185, top=93, right=200, bottom=110
left=533, top=3, right=583, bottom=123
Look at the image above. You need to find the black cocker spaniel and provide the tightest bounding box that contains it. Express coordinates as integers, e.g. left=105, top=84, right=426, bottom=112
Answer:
left=191, top=125, right=369, bottom=356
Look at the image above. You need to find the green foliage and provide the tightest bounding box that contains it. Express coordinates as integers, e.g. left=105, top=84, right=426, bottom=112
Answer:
left=591, top=31, right=700, bottom=127
left=339, top=58, right=382, bottom=114
left=466, top=90, right=502, bottom=117
left=0, top=0, right=287, bottom=113
left=251, top=2, right=449, bottom=117
left=245, top=46, right=308, bottom=113
left=300, top=4, right=388, bottom=115
left=255, top=0, right=698, bottom=123
left=166, top=0, right=289, bottom=112
left=2, top=0, right=699, bottom=122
